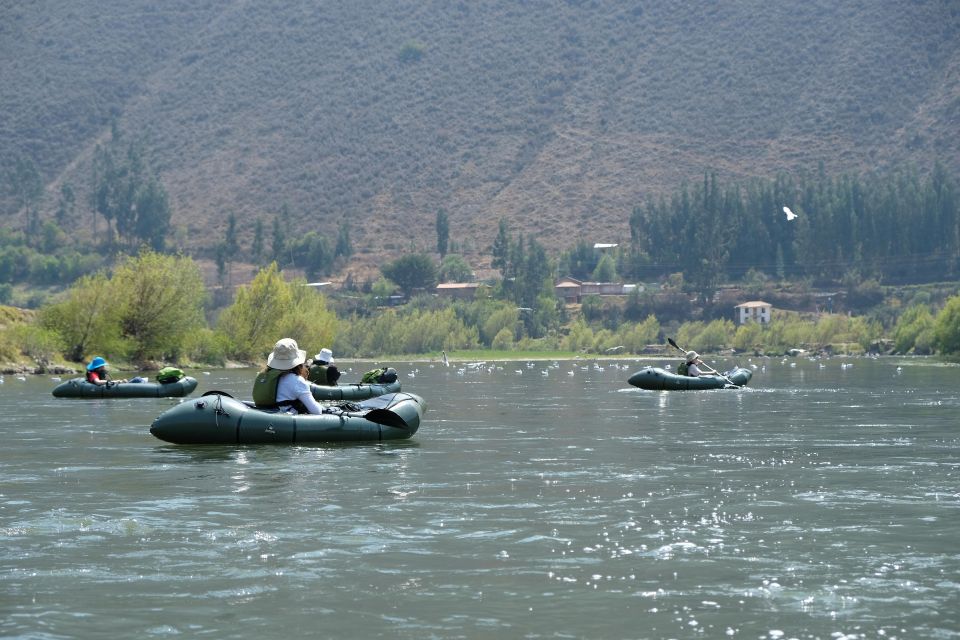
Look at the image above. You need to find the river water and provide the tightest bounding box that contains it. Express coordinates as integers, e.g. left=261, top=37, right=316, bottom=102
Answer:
left=1, top=356, right=958, bottom=639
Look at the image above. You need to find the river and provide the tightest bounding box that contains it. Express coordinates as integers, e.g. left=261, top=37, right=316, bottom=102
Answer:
left=1, top=356, right=958, bottom=639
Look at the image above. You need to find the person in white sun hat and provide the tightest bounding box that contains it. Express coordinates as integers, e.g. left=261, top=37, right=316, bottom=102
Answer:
left=308, top=347, right=341, bottom=386
left=252, top=338, right=323, bottom=414
left=677, top=350, right=704, bottom=377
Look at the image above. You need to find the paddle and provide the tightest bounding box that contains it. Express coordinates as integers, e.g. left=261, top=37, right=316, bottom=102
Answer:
left=364, top=408, right=409, bottom=430
left=667, top=338, right=736, bottom=386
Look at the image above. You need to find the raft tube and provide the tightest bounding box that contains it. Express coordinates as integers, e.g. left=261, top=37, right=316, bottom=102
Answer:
left=52, top=376, right=199, bottom=398
left=310, top=380, right=401, bottom=401
left=149, top=391, right=425, bottom=445
left=627, top=366, right=753, bottom=391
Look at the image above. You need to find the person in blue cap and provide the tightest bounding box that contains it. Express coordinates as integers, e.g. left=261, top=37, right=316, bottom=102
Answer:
left=85, top=356, right=128, bottom=386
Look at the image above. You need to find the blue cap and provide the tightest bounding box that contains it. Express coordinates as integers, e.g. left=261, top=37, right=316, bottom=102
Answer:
left=87, top=356, right=107, bottom=371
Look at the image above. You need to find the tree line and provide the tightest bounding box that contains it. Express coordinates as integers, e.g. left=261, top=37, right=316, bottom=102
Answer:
left=3, top=251, right=960, bottom=372
left=619, top=164, right=958, bottom=303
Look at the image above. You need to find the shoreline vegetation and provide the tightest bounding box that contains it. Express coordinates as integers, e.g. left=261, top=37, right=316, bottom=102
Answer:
left=2, top=250, right=960, bottom=377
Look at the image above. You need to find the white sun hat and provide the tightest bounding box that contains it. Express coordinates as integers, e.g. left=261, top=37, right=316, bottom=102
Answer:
left=267, top=338, right=307, bottom=370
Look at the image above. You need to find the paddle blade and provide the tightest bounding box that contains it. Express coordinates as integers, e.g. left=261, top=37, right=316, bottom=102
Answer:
left=667, top=338, right=682, bottom=352
left=365, top=408, right=409, bottom=430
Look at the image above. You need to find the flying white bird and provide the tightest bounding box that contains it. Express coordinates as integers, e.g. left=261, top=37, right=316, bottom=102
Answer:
left=783, top=206, right=798, bottom=221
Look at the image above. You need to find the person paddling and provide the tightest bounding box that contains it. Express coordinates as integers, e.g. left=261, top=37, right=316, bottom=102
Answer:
left=677, top=351, right=705, bottom=377
left=85, top=356, right=127, bottom=386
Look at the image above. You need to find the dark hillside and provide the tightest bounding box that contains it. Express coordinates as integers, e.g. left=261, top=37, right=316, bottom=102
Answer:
left=2, top=1, right=959, bottom=279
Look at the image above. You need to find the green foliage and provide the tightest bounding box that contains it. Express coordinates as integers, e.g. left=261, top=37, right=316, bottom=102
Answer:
left=933, top=295, right=960, bottom=355
left=628, top=167, right=960, bottom=286
left=436, top=209, right=450, bottom=258
left=692, top=319, right=736, bottom=351
left=179, top=327, right=230, bottom=366
left=0, top=227, right=100, bottom=287
left=491, top=327, right=514, bottom=350
left=892, top=305, right=935, bottom=354
left=10, top=323, right=65, bottom=368
left=592, top=253, right=617, bottom=282
left=289, top=231, right=334, bottom=280
left=335, top=220, right=352, bottom=258
left=732, top=321, right=764, bottom=352
left=438, top=254, right=472, bottom=283
left=216, top=262, right=337, bottom=362
left=381, top=253, right=437, bottom=296
left=5, top=155, right=44, bottom=214
left=90, top=140, right=172, bottom=251
left=335, top=306, right=477, bottom=357
left=40, top=272, right=125, bottom=362
left=371, top=277, right=396, bottom=300
left=561, top=240, right=600, bottom=280
left=481, top=306, right=519, bottom=346
left=110, top=250, right=207, bottom=361
left=491, top=218, right=509, bottom=272
left=39, top=250, right=205, bottom=363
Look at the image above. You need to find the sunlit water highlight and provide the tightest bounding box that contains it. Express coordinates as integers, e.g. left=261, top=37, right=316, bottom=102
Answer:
left=1, top=357, right=958, bottom=639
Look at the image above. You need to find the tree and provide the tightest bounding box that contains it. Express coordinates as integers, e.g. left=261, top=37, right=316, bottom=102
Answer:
left=335, top=220, right=352, bottom=258
left=111, top=250, right=207, bottom=361
left=515, top=237, right=552, bottom=309
left=892, top=304, right=935, bottom=354
left=55, top=183, right=76, bottom=226
left=251, top=219, right=264, bottom=265
left=290, top=231, right=333, bottom=280
left=381, top=253, right=437, bottom=297
left=271, top=217, right=286, bottom=265
left=491, top=217, right=510, bottom=272
left=592, top=253, right=617, bottom=282
left=5, top=155, right=43, bottom=211
left=933, top=295, right=960, bottom=355
left=216, top=262, right=337, bottom=361
left=438, top=254, right=472, bottom=282
left=40, top=272, right=123, bottom=362
left=436, top=209, right=450, bottom=258
left=133, top=177, right=171, bottom=251
left=90, top=139, right=172, bottom=251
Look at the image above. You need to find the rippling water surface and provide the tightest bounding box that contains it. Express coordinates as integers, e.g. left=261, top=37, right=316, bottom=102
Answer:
left=2, top=357, right=958, bottom=639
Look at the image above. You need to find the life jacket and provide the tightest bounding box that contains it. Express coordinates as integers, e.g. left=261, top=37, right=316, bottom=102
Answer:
left=677, top=361, right=690, bottom=376
left=86, top=368, right=109, bottom=383
left=308, top=363, right=335, bottom=386
left=252, top=368, right=307, bottom=412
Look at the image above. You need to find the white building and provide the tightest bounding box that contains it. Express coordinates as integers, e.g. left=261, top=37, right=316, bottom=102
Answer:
left=735, top=300, right=772, bottom=325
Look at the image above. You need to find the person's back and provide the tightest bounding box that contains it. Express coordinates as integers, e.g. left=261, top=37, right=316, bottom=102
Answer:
left=308, top=348, right=340, bottom=386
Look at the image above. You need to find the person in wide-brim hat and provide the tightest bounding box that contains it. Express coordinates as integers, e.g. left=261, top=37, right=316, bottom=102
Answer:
left=85, top=356, right=128, bottom=386
left=253, top=338, right=323, bottom=415
left=308, top=347, right=341, bottom=386
left=267, top=338, right=307, bottom=370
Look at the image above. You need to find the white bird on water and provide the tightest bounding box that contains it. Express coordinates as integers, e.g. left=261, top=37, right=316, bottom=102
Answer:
left=783, top=206, right=798, bottom=221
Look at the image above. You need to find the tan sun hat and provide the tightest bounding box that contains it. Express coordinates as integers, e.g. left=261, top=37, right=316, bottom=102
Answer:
left=685, top=351, right=700, bottom=363
left=267, top=338, right=307, bottom=370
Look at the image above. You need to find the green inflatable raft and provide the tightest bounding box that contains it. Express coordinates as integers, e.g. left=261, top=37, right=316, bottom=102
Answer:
left=627, top=366, right=753, bottom=391
left=52, top=376, right=199, bottom=398
left=310, top=380, right=401, bottom=401
left=149, top=391, right=425, bottom=444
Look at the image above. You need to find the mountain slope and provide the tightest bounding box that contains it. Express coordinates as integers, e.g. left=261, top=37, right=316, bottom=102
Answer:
left=2, top=0, right=959, bottom=275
